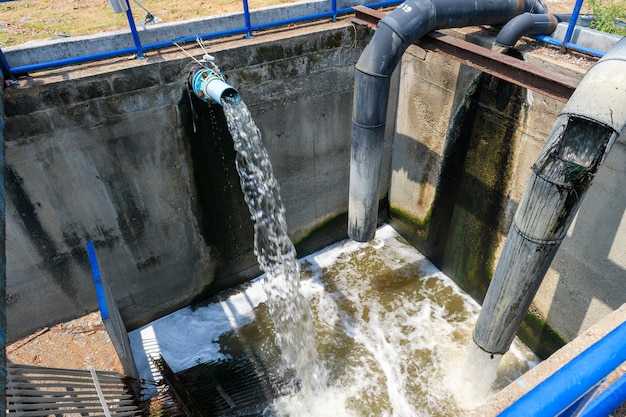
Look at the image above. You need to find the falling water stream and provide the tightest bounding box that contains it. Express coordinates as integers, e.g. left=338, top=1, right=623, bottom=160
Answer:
left=220, top=95, right=327, bottom=397
left=220, top=94, right=537, bottom=415
left=130, top=94, right=539, bottom=416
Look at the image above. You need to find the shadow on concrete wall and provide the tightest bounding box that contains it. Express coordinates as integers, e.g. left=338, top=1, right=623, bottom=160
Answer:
left=184, top=93, right=259, bottom=302
left=544, top=140, right=626, bottom=341
left=391, top=71, right=525, bottom=304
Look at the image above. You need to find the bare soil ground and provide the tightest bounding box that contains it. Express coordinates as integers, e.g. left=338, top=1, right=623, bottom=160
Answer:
left=7, top=312, right=124, bottom=373
left=0, top=0, right=299, bottom=47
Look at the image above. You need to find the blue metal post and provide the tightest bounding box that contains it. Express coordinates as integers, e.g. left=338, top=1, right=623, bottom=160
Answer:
left=242, top=0, right=253, bottom=38
left=86, top=242, right=140, bottom=389
left=86, top=242, right=110, bottom=320
left=563, top=0, right=585, bottom=47
left=332, top=0, right=337, bottom=21
left=124, top=0, right=145, bottom=58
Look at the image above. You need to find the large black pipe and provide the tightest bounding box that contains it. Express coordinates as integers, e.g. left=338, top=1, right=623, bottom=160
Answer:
left=348, top=0, right=548, bottom=242
left=473, top=36, right=626, bottom=356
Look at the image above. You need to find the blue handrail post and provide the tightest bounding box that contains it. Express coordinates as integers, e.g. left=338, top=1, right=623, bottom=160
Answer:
left=242, top=0, right=254, bottom=38
left=86, top=242, right=110, bottom=320
left=332, top=0, right=337, bottom=22
left=124, top=0, right=145, bottom=58
left=86, top=241, right=140, bottom=395
left=562, top=0, right=585, bottom=51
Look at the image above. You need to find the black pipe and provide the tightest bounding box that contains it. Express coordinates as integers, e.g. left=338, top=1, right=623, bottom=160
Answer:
left=473, top=36, right=626, bottom=356
left=348, top=0, right=548, bottom=242
left=495, top=13, right=561, bottom=49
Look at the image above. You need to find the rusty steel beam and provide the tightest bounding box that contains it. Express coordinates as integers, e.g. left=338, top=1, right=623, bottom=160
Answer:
left=352, top=5, right=580, bottom=102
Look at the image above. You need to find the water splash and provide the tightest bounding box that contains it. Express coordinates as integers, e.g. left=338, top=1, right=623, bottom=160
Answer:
left=221, top=95, right=327, bottom=396
left=130, top=224, right=538, bottom=416
left=454, top=342, right=503, bottom=408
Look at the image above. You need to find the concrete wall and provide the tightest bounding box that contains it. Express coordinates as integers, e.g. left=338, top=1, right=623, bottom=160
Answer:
left=4, top=13, right=625, bottom=354
left=389, top=35, right=626, bottom=351
left=3, top=22, right=378, bottom=341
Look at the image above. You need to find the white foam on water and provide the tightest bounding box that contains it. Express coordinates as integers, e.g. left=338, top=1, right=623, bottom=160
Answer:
left=130, top=224, right=538, bottom=415
left=129, top=277, right=267, bottom=376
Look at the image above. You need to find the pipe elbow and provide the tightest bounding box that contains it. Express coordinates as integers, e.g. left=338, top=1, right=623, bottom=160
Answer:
left=524, top=0, right=549, bottom=14
left=495, top=13, right=559, bottom=49
left=562, top=36, right=626, bottom=134
left=356, top=0, right=436, bottom=78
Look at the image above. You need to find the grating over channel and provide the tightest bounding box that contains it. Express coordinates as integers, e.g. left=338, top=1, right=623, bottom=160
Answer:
left=160, top=356, right=293, bottom=417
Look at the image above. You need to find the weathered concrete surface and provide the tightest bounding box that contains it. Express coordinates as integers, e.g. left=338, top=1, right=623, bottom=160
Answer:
left=3, top=21, right=377, bottom=341
left=388, top=29, right=626, bottom=349
left=4, top=58, right=214, bottom=341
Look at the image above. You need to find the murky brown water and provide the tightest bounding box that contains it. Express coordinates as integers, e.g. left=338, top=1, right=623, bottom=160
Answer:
left=215, top=226, right=537, bottom=417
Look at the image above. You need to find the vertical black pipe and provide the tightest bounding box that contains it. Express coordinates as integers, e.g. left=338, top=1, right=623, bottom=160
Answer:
left=348, top=0, right=548, bottom=242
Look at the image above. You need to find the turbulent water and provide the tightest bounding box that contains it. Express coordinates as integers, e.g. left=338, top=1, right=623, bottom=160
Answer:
left=221, top=95, right=327, bottom=396
left=130, top=224, right=538, bottom=416
left=218, top=95, right=536, bottom=416
left=129, top=95, right=538, bottom=417
left=214, top=226, right=538, bottom=416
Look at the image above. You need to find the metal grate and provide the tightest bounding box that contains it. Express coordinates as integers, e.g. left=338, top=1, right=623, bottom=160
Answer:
left=6, top=363, right=142, bottom=416
left=157, top=356, right=294, bottom=417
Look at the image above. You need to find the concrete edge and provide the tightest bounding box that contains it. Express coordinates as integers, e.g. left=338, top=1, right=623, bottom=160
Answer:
left=472, top=303, right=626, bottom=416
left=552, top=22, right=622, bottom=53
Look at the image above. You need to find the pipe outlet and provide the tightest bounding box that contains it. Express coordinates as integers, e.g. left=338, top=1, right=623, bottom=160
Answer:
left=190, top=67, right=238, bottom=105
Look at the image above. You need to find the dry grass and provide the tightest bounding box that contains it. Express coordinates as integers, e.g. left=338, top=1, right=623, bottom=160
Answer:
left=0, top=0, right=592, bottom=48
left=0, top=0, right=297, bottom=47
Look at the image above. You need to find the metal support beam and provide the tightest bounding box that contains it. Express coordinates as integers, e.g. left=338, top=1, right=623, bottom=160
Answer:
left=352, top=5, right=580, bottom=102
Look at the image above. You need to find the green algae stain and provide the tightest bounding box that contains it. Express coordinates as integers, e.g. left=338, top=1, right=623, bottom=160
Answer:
left=518, top=311, right=567, bottom=360
left=440, top=76, right=525, bottom=303
left=323, top=32, right=344, bottom=49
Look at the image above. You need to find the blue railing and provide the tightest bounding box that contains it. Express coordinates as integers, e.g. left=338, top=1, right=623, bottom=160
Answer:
left=0, top=0, right=403, bottom=78
left=532, top=0, right=606, bottom=57
left=0, top=0, right=610, bottom=78
left=500, top=318, right=626, bottom=416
